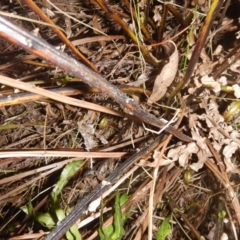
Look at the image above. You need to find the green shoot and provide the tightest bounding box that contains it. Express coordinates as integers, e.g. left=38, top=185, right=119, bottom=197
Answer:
left=21, top=160, right=84, bottom=240
left=98, top=191, right=130, bottom=240
left=157, top=215, right=172, bottom=240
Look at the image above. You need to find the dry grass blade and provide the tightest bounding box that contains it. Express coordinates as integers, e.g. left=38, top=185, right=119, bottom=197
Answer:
left=0, top=150, right=126, bottom=159
left=0, top=85, right=151, bottom=108
left=0, top=74, right=123, bottom=117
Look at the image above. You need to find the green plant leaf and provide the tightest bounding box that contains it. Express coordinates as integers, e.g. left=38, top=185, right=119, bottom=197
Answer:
left=50, top=160, right=84, bottom=240
left=51, top=160, right=84, bottom=203
left=157, top=216, right=172, bottom=240
left=22, top=161, right=84, bottom=240
left=119, top=193, right=129, bottom=206
left=21, top=203, right=55, bottom=229
left=99, top=191, right=129, bottom=240
left=99, top=224, right=114, bottom=240
left=99, top=196, right=113, bottom=240
left=111, top=191, right=125, bottom=239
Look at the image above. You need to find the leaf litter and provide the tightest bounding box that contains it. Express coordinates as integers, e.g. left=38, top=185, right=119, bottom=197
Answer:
left=0, top=0, right=240, bottom=239
left=148, top=41, right=179, bottom=104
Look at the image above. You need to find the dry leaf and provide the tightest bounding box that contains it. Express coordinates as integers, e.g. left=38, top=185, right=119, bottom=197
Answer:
left=152, top=150, right=176, bottom=168
left=167, top=142, right=199, bottom=168
left=224, top=157, right=239, bottom=173
left=200, top=75, right=221, bottom=93
left=154, top=150, right=174, bottom=164
left=167, top=145, right=186, bottom=161
left=65, top=17, right=72, bottom=38
left=148, top=41, right=178, bottom=103
left=153, top=6, right=162, bottom=24
left=128, top=73, right=149, bottom=87
left=223, top=141, right=238, bottom=159
left=189, top=129, right=214, bottom=172
left=78, top=121, right=96, bottom=150
left=88, top=197, right=101, bottom=212
left=213, top=44, right=223, bottom=56
left=92, top=15, right=105, bottom=47
left=178, top=142, right=199, bottom=167
left=232, top=84, right=240, bottom=98
left=230, top=59, right=240, bottom=74
left=218, top=76, right=227, bottom=85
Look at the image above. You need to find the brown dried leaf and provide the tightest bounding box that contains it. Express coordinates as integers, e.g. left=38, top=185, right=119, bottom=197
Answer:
left=223, top=141, right=238, bottom=158
left=230, top=59, right=240, bottom=74
left=148, top=41, right=178, bottom=103
left=232, top=84, right=240, bottom=98
left=92, top=15, right=105, bottom=47
left=65, top=17, right=72, bottom=38
left=77, top=110, right=99, bottom=150
left=167, top=142, right=199, bottom=168
left=219, top=76, right=227, bottom=85
left=200, top=75, right=221, bottom=93
left=178, top=142, right=199, bottom=167
left=153, top=6, right=162, bottom=25
left=167, top=145, right=186, bottom=161
left=224, top=157, right=239, bottom=173
left=78, top=121, right=96, bottom=150
left=223, top=140, right=240, bottom=173
left=46, top=104, right=59, bottom=118
left=189, top=130, right=212, bottom=172
left=188, top=77, right=202, bottom=94
left=152, top=150, right=176, bottom=167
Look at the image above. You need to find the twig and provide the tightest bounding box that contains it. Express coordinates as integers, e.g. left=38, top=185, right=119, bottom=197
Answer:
left=0, top=16, right=192, bottom=142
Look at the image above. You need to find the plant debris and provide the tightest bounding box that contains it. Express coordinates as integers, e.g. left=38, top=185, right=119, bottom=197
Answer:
left=0, top=0, right=240, bottom=239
